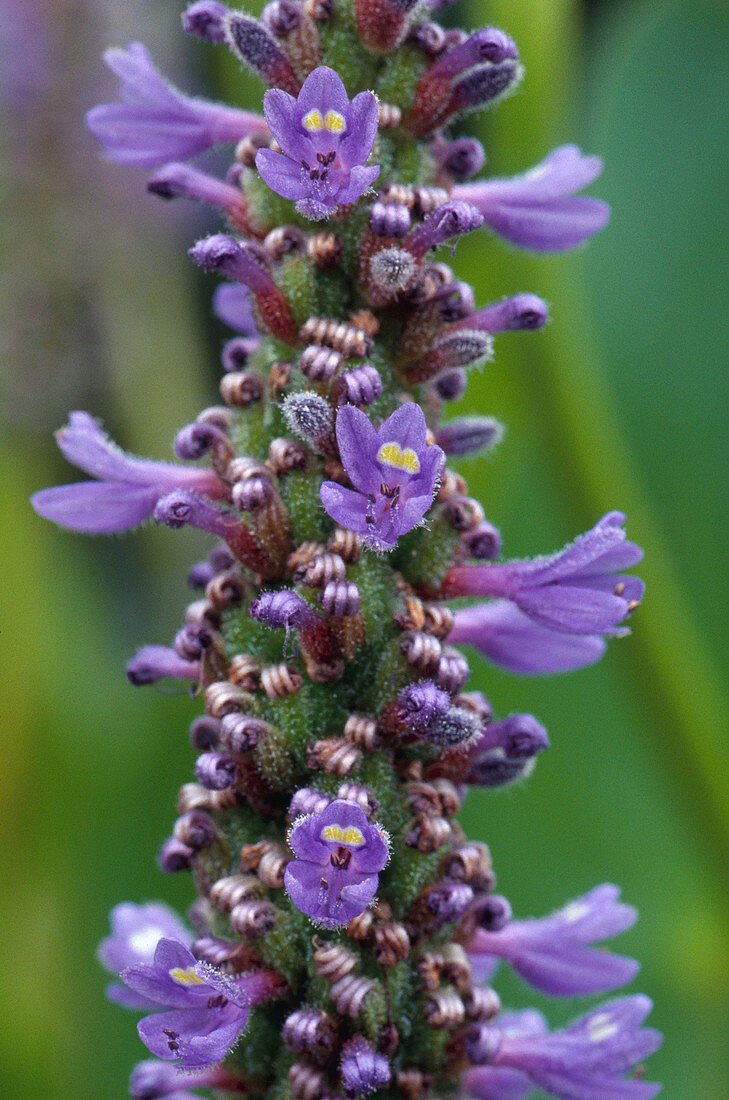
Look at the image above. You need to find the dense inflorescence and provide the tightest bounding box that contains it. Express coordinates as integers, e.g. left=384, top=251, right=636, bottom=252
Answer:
left=33, top=2, right=661, bottom=1098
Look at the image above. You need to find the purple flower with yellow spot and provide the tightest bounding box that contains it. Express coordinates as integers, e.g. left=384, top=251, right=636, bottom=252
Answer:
left=98, top=902, right=193, bottom=1010
left=284, top=799, right=389, bottom=928
left=121, top=938, right=282, bottom=1069
left=320, top=403, right=445, bottom=552
left=255, top=66, right=379, bottom=219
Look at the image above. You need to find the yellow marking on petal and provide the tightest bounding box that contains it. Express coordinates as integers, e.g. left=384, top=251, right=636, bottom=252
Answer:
left=169, top=966, right=203, bottom=985
left=377, top=442, right=420, bottom=474
left=587, top=1013, right=619, bottom=1043
left=324, top=110, right=346, bottom=133
left=302, top=108, right=325, bottom=131
left=321, top=823, right=365, bottom=846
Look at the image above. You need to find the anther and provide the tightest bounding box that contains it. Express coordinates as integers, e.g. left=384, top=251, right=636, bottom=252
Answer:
left=336, top=782, right=380, bottom=818
left=423, top=989, right=466, bottom=1029
left=327, top=527, right=363, bottom=562
left=219, top=370, right=265, bottom=407
left=204, top=680, right=252, bottom=719
left=319, top=580, right=361, bottom=617
left=209, top=873, right=263, bottom=912
left=260, top=662, right=302, bottom=697
left=283, top=1008, right=339, bottom=1065
left=343, top=714, right=380, bottom=751
left=400, top=630, right=443, bottom=674
left=299, top=317, right=373, bottom=358
left=300, top=344, right=343, bottom=381
left=404, top=814, right=452, bottom=852
left=377, top=101, right=402, bottom=128
left=229, top=898, right=278, bottom=938
left=313, top=939, right=358, bottom=981
left=329, top=974, right=378, bottom=1018
left=307, top=738, right=362, bottom=776
left=264, top=225, right=306, bottom=259
left=288, top=1061, right=327, bottom=1100
left=306, top=231, right=342, bottom=268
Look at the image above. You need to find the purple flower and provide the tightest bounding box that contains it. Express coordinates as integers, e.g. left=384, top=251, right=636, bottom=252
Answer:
left=99, top=902, right=193, bottom=1010
left=448, top=601, right=608, bottom=674
left=320, top=403, right=445, bottom=552
left=341, top=1035, right=392, bottom=1097
left=284, top=799, right=390, bottom=928
left=212, top=282, right=260, bottom=336
left=464, top=1010, right=548, bottom=1100
left=121, top=937, right=281, bottom=1068
left=442, top=513, right=644, bottom=636
left=453, top=145, right=611, bottom=252
left=468, top=884, right=640, bottom=996
left=472, top=996, right=663, bottom=1100
left=255, top=66, right=380, bottom=219
left=86, top=42, right=266, bottom=167
left=31, top=412, right=228, bottom=535
left=129, top=1059, right=206, bottom=1098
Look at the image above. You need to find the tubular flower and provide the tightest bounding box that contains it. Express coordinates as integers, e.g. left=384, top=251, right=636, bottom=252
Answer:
left=442, top=512, right=644, bottom=636
left=37, top=2, right=660, bottom=1096
left=468, top=884, right=640, bottom=996
left=86, top=42, right=266, bottom=166
left=454, top=144, right=611, bottom=251
left=255, top=65, right=380, bottom=219
left=30, top=412, right=228, bottom=534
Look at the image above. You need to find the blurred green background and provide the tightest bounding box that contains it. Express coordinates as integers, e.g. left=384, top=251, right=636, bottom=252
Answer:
left=1, top=0, right=727, bottom=1095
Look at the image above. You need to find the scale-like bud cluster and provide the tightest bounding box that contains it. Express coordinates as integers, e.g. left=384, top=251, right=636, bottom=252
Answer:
left=33, top=2, right=661, bottom=1098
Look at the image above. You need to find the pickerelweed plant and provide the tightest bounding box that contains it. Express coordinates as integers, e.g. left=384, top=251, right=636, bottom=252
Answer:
left=33, top=2, right=662, bottom=1098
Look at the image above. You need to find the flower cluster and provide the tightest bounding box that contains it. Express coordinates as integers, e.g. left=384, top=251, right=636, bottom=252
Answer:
left=34, top=1, right=660, bottom=1098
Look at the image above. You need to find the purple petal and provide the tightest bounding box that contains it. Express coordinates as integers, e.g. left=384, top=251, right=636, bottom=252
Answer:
left=515, top=585, right=632, bottom=635
left=376, top=401, right=428, bottom=455
left=255, top=147, right=309, bottom=201
left=86, top=105, right=209, bottom=166
left=335, top=162, right=380, bottom=205
left=340, top=90, right=379, bottom=166
left=211, top=283, right=259, bottom=335
left=320, top=482, right=370, bottom=536
left=137, top=1005, right=245, bottom=1068
left=463, top=1066, right=534, bottom=1100
left=448, top=602, right=607, bottom=674
left=261, top=87, right=302, bottom=152
left=105, top=980, right=159, bottom=1011
left=506, top=944, right=640, bottom=997
left=491, top=145, right=605, bottom=202
left=481, top=195, right=611, bottom=252
left=295, top=65, right=349, bottom=121
left=99, top=902, right=191, bottom=973
left=53, top=412, right=135, bottom=480
left=335, top=405, right=380, bottom=492
left=31, top=481, right=160, bottom=533
left=103, top=43, right=177, bottom=108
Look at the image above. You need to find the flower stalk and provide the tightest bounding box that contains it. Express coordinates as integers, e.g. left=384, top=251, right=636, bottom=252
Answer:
left=33, top=2, right=661, bottom=1097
